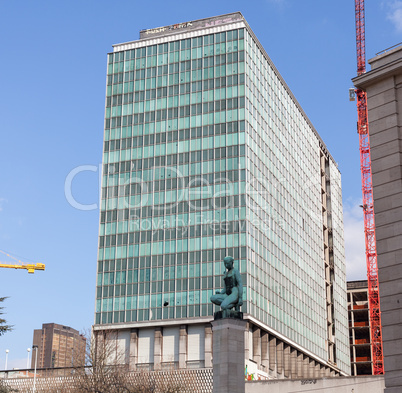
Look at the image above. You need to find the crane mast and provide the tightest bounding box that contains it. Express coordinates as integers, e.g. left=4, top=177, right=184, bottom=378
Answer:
left=354, top=0, right=384, bottom=375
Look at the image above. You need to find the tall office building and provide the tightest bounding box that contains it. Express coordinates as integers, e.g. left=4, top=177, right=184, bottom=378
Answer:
left=32, top=323, right=86, bottom=370
left=94, top=12, right=350, bottom=378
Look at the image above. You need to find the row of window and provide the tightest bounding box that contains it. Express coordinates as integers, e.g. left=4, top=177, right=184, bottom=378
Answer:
left=106, top=155, right=245, bottom=179
left=100, top=219, right=246, bottom=245
left=108, top=29, right=244, bottom=64
left=96, top=274, right=238, bottom=301
left=104, top=146, right=244, bottom=177
left=98, top=272, right=238, bottom=296
left=99, top=221, right=247, bottom=248
left=106, top=104, right=244, bottom=130
left=98, top=234, right=246, bottom=262
left=107, top=101, right=244, bottom=128
left=103, top=175, right=245, bottom=208
left=105, top=102, right=245, bottom=132
left=101, top=203, right=246, bottom=228
left=108, top=78, right=243, bottom=111
left=104, top=162, right=246, bottom=188
left=98, top=248, right=245, bottom=272
left=100, top=272, right=230, bottom=290
left=110, top=68, right=240, bottom=99
left=105, top=145, right=241, bottom=166
left=106, top=99, right=244, bottom=125
left=97, top=279, right=205, bottom=299
left=105, top=134, right=244, bottom=165
left=102, top=172, right=246, bottom=212
left=108, top=41, right=243, bottom=74
left=105, top=125, right=244, bottom=154
left=101, top=183, right=246, bottom=212
left=107, top=73, right=244, bottom=106
left=98, top=286, right=248, bottom=313
left=102, top=183, right=244, bottom=209
left=100, top=215, right=247, bottom=244
left=96, top=302, right=218, bottom=324
left=108, top=52, right=244, bottom=86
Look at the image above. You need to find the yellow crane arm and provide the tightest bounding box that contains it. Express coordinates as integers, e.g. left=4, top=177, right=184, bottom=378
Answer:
left=0, top=263, right=45, bottom=274
left=0, top=250, right=45, bottom=273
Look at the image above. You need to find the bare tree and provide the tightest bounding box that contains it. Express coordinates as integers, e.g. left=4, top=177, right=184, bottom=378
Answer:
left=42, top=329, right=193, bottom=393
left=67, top=329, right=126, bottom=393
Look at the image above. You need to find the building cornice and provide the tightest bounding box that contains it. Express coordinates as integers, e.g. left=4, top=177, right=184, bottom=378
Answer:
left=353, top=57, right=402, bottom=90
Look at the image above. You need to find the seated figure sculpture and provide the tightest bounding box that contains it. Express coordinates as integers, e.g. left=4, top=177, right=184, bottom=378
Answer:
left=210, top=256, right=243, bottom=311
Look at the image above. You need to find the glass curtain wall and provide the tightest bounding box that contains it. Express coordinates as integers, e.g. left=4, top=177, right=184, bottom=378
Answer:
left=96, top=28, right=248, bottom=326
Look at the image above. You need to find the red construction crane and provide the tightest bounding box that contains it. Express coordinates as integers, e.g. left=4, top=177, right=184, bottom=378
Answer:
left=354, top=0, right=384, bottom=375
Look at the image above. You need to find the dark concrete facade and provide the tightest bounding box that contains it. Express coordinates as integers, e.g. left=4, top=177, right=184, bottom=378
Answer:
left=212, top=318, right=246, bottom=393
left=353, top=44, right=402, bottom=393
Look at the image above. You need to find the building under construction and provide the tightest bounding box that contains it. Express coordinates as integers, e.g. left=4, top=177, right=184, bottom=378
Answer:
left=347, top=280, right=373, bottom=375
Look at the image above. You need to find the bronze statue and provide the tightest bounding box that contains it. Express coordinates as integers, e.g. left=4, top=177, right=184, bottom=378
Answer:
left=210, top=256, right=243, bottom=311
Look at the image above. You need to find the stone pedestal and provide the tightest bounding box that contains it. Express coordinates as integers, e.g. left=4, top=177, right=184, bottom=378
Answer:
left=212, top=317, right=246, bottom=393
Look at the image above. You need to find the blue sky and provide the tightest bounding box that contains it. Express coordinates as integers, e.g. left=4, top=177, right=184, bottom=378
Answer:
left=0, top=0, right=401, bottom=369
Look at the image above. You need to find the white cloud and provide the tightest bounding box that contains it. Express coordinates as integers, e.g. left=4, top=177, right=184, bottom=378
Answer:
left=386, top=1, right=402, bottom=32
left=343, top=198, right=368, bottom=281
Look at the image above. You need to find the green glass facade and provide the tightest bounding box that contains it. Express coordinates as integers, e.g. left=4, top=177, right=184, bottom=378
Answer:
left=95, top=13, right=350, bottom=374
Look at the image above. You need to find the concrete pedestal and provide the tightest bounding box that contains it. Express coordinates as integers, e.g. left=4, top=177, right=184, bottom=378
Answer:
left=212, top=317, right=247, bottom=393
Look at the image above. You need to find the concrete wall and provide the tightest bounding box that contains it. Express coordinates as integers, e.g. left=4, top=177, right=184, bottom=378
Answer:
left=246, top=375, right=384, bottom=393
left=353, top=45, right=402, bottom=393
left=2, top=371, right=384, bottom=393
left=3, top=369, right=213, bottom=393
left=95, top=319, right=344, bottom=378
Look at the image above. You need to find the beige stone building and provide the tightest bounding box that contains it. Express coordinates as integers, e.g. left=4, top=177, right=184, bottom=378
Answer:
left=353, top=44, right=402, bottom=393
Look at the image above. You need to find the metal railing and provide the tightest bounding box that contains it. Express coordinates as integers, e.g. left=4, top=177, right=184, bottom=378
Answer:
left=376, top=42, right=402, bottom=56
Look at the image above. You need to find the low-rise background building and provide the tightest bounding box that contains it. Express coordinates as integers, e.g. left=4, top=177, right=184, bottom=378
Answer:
left=32, top=323, right=86, bottom=369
